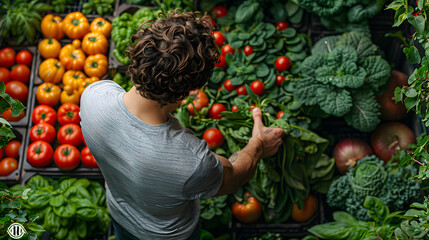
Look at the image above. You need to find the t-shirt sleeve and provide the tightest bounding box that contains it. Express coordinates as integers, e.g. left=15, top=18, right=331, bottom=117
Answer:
left=181, top=142, right=224, bottom=200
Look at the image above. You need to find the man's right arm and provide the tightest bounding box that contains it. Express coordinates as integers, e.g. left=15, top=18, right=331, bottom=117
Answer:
left=213, top=108, right=284, bottom=196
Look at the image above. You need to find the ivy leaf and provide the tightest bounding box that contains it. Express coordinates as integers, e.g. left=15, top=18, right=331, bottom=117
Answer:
left=393, top=5, right=407, bottom=27
left=394, top=87, right=403, bottom=103
left=404, top=96, right=420, bottom=110
left=403, top=46, right=421, bottom=64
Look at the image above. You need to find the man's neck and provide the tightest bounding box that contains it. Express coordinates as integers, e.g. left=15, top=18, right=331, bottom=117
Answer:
left=122, top=86, right=175, bottom=125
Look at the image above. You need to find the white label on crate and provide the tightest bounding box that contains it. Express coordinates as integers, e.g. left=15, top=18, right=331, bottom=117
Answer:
left=7, top=223, right=27, bottom=239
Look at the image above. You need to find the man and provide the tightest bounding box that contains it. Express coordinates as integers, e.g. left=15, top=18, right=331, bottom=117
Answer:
left=80, top=10, right=284, bottom=239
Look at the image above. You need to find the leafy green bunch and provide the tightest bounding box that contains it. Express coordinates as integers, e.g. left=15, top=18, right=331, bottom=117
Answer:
left=50, top=0, right=74, bottom=13
left=0, top=183, right=45, bottom=240
left=82, top=0, right=115, bottom=16
left=293, top=32, right=391, bottom=132
left=394, top=197, right=429, bottom=239
left=327, top=155, right=422, bottom=221
left=112, top=8, right=159, bottom=65
left=200, top=195, right=232, bottom=232
left=215, top=104, right=334, bottom=223
left=299, top=0, right=387, bottom=34
left=0, top=0, right=52, bottom=45
left=309, top=196, right=402, bottom=240
left=11, top=176, right=110, bottom=240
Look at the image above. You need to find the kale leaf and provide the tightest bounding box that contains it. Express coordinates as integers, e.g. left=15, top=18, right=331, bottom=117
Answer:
left=293, top=32, right=390, bottom=132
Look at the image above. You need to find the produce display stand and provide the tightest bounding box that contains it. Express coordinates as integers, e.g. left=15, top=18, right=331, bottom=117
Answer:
left=0, top=0, right=425, bottom=239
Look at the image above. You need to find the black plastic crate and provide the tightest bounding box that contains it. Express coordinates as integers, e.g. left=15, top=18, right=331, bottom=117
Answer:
left=0, top=46, right=36, bottom=127
left=23, top=87, right=103, bottom=174
left=0, top=128, right=27, bottom=186
left=233, top=195, right=326, bottom=239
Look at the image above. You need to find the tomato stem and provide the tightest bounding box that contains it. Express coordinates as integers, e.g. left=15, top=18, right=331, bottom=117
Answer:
left=411, top=157, right=425, bottom=166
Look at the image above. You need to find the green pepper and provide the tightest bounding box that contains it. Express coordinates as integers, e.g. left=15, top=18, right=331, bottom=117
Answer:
left=133, top=8, right=154, bottom=29
left=126, top=81, right=134, bottom=91
left=113, top=49, right=131, bottom=65
left=113, top=72, right=124, bottom=85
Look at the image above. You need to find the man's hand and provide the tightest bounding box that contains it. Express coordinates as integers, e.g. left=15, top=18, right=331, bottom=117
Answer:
left=251, top=107, right=284, bottom=157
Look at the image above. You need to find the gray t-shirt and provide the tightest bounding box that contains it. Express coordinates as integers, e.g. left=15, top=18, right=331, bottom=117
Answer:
left=80, top=81, right=223, bottom=239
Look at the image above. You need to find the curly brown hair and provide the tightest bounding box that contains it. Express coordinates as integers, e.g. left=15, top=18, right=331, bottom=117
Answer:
left=125, top=10, right=218, bottom=106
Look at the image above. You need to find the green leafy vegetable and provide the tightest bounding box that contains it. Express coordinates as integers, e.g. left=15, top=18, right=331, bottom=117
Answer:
left=293, top=32, right=391, bottom=132
left=327, top=155, right=421, bottom=221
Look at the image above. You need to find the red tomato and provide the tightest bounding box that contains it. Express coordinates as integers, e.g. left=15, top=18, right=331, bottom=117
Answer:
left=250, top=80, right=264, bottom=95
left=57, top=103, right=81, bottom=125
left=232, top=191, right=262, bottom=223
left=10, top=65, right=30, bottom=84
left=276, top=56, right=291, bottom=71
left=5, top=140, right=21, bottom=159
left=214, top=55, right=227, bottom=69
left=213, top=31, right=225, bottom=47
left=0, top=148, right=4, bottom=159
left=243, top=45, right=254, bottom=56
left=187, top=89, right=209, bottom=116
left=81, top=146, right=98, bottom=168
left=249, top=104, right=257, bottom=111
left=222, top=44, right=235, bottom=56
left=0, top=48, right=15, bottom=68
left=276, top=111, right=285, bottom=119
left=203, top=128, right=224, bottom=150
left=231, top=105, right=239, bottom=112
left=57, top=123, right=83, bottom=147
left=209, top=103, right=227, bottom=119
left=276, top=75, right=285, bottom=86
left=30, top=123, right=56, bottom=143
left=223, top=79, right=237, bottom=92
left=276, top=21, right=289, bottom=31
left=209, top=17, right=217, bottom=28
left=15, top=50, right=33, bottom=67
left=32, top=105, right=57, bottom=125
left=0, top=68, right=10, bottom=83
left=2, top=108, right=25, bottom=122
left=236, top=85, right=248, bottom=95
left=26, top=140, right=53, bottom=167
left=0, top=157, right=18, bottom=176
left=54, top=144, right=81, bottom=171
left=211, top=6, right=228, bottom=18
left=6, top=81, right=28, bottom=104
